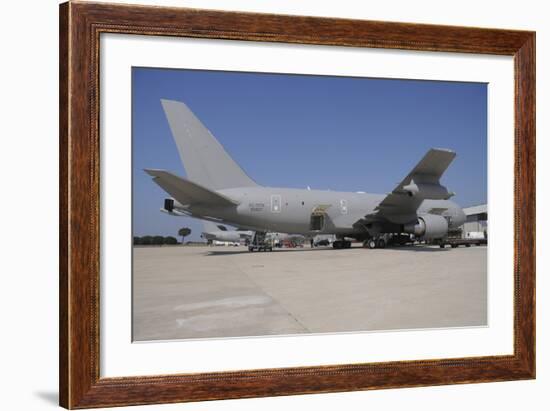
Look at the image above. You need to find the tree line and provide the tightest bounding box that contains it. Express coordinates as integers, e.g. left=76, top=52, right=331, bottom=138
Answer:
left=134, top=227, right=192, bottom=245
left=133, top=236, right=178, bottom=245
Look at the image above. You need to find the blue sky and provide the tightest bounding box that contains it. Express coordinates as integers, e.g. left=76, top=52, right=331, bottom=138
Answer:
left=132, top=67, right=487, bottom=240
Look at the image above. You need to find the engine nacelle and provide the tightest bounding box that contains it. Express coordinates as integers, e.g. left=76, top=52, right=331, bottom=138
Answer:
left=403, top=214, right=448, bottom=239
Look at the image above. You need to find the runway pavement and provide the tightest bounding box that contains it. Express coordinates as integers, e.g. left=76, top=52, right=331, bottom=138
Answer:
left=132, top=244, right=487, bottom=341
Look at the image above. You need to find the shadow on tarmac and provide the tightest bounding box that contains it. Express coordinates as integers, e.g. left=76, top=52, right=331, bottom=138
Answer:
left=205, top=245, right=451, bottom=256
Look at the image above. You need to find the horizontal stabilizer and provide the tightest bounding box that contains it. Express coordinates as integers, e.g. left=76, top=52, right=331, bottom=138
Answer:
left=202, top=219, right=228, bottom=233
left=145, top=169, right=239, bottom=208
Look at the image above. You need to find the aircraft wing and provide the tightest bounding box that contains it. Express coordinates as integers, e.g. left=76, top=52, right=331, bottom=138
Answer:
left=145, top=169, right=239, bottom=208
left=367, top=148, right=456, bottom=224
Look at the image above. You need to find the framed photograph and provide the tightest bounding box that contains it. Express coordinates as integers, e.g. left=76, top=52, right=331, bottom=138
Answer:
left=59, top=1, right=535, bottom=408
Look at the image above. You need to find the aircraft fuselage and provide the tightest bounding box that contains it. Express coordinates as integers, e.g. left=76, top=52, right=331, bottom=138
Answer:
left=176, top=186, right=465, bottom=238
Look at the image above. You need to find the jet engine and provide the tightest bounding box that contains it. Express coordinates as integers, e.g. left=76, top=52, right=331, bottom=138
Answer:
left=403, top=214, right=448, bottom=239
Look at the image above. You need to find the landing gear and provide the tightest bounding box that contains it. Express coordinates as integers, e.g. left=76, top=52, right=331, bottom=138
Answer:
left=332, top=240, right=351, bottom=249
left=363, top=237, right=386, bottom=249
left=366, top=239, right=376, bottom=249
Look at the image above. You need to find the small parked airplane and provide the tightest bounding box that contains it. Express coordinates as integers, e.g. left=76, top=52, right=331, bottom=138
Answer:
left=146, top=100, right=466, bottom=249
left=200, top=220, right=253, bottom=244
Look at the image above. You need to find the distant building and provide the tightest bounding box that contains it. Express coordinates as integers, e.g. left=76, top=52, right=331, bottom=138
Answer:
left=461, top=204, right=487, bottom=239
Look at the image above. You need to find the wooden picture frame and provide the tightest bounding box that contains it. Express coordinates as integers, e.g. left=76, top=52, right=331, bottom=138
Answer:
left=59, top=1, right=535, bottom=408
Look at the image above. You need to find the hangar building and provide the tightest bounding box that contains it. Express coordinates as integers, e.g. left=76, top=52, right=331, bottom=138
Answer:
left=461, top=204, right=488, bottom=239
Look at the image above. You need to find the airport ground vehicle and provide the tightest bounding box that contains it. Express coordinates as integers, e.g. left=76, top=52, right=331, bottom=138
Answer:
left=435, top=229, right=487, bottom=248
left=438, top=237, right=487, bottom=248
left=248, top=232, right=274, bottom=252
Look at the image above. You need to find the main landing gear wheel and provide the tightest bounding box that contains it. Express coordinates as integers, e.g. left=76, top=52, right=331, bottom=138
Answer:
left=367, top=239, right=377, bottom=249
left=377, top=238, right=386, bottom=249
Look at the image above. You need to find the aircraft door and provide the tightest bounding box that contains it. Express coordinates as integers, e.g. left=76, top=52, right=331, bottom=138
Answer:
left=310, top=214, right=324, bottom=231
left=271, top=194, right=281, bottom=213
left=310, top=205, right=329, bottom=232
left=340, top=199, right=348, bottom=214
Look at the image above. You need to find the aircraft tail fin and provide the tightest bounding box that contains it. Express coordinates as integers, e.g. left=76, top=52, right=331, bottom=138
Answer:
left=145, top=169, right=240, bottom=208
left=161, top=99, right=258, bottom=191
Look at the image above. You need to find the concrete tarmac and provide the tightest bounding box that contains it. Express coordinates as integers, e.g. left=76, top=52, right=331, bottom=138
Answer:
left=133, top=244, right=487, bottom=341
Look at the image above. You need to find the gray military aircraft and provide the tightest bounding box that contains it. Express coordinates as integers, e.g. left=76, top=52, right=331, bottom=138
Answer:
left=200, top=220, right=254, bottom=244
left=146, top=99, right=466, bottom=249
